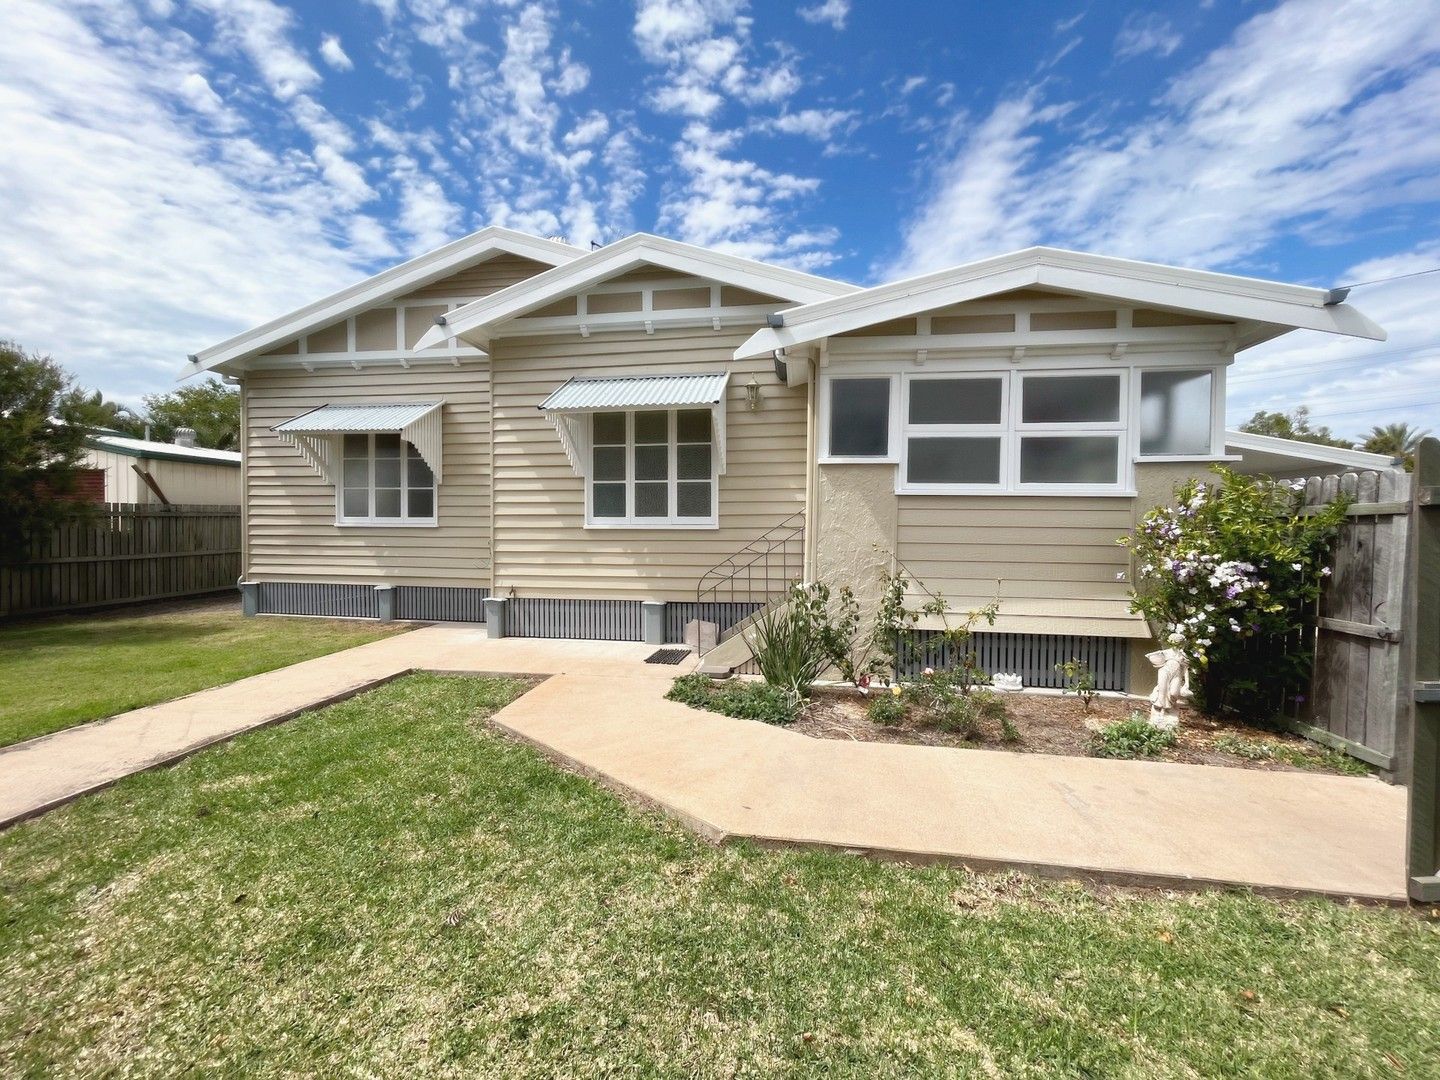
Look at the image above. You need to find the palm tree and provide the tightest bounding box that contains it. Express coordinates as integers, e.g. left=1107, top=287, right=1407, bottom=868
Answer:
left=1361, top=422, right=1432, bottom=470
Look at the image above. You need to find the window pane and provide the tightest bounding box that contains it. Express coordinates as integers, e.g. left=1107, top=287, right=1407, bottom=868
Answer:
left=906, top=437, right=1002, bottom=484
left=375, top=433, right=401, bottom=457
left=678, top=443, right=711, bottom=479
left=342, top=488, right=368, bottom=517
left=677, top=481, right=711, bottom=518
left=909, top=378, right=1003, bottom=426
left=374, top=456, right=401, bottom=488
left=1140, top=370, right=1213, bottom=455
left=1022, top=375, right=1120, bottom=424
left=1019, top=436, right=1119, bottom=485
left=593, top=445, right=625, bottom=481
left=677, top=409, right=712, bottom=442
left=343, top=433, right=368, bottom=457
left=407, top=489, right=434, bottom=519
left=592, top=483, right=625, bottom=518
left=593, top=412, right=625, bottom=444
left=342, top=458, right=368, bottom=487
left=829, top=377, right=890, bottom=457
left=635, top=482, right=668, bottom=517
left=634, top=411, right=667, bottom=443
left=635, top=444, right=668, bottom=482
left=406, top=447, right=434, bottom=487
left=374, top=488, right=402, bottom=517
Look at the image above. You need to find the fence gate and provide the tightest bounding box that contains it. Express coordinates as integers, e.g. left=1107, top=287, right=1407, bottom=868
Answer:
left=1297, top=470, right=1414, bottom=777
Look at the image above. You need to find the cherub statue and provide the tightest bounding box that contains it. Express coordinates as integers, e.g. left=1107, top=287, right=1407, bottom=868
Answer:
left=1146, top=648, right=1191, bottom=731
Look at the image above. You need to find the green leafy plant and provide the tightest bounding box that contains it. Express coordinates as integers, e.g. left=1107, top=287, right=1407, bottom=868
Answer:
left=901, top=670, right=1010, bottom=740
left=865, top=693, right=908, bottom=727
left=1092, top=713, right=1177, bottom=759
left=1124, top=467, right=1347, bottom=716
left=865, top=561, right=999, bottom=687
left=666, top=674, right=799, bottom=726
left=1211, top=732, right=1370, bottom=776
left=747, top=581, right=860, bottom=698
left=1055, top=659, right=1099, bottom=713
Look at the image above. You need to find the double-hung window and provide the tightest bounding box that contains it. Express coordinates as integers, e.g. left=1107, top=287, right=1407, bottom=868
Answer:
left=588, top=409, right=716, bottom=527
left=339, top=433, right=437, bottom=524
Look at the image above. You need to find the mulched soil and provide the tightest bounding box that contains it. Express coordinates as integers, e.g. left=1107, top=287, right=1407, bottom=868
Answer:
left=792, top=686, right=1368, bottom=776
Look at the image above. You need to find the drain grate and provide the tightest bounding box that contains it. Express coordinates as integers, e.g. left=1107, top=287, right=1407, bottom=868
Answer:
left=644, top=647, right=692, bottom=665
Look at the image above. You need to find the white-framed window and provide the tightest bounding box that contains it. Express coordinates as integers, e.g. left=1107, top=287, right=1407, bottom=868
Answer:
left=587, top=408, right=717, bottom=528
left=1015, top=371, right=1126, bottom=491
left=1135, top=367, right=1219, bottom=458
left=901, top=373, right=1007, bottom=491
left=819, top=374, right=898, bottom=461
left=338, top=433, right=437, bottom=525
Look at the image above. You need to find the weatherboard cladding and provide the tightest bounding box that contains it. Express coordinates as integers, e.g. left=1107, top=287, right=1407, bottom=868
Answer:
left=537, top=372, right=729, bottom=411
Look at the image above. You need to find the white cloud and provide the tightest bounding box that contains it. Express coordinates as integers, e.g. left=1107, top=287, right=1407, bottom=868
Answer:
left=176, top=72, right=225, bottom=117
left=883, top=0, right=1440, bottom=279
left=1114, top=12, right=1181, bottom=59
left=0, top=0, right=374, bottom=399
left=757, top=107, right=857, bottom=143
left=190, top=0, right=321, bottom=101
left=319, top=33, right=354, bottom=71
left=797, top=0, right=850, bottom=31
left=899, top=75, right=927, bottom=96
left=563, top=112, right=610, bottom=148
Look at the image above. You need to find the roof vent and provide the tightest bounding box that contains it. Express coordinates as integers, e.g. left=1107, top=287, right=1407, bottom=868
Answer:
left=173, top=427, right=198, bottom=448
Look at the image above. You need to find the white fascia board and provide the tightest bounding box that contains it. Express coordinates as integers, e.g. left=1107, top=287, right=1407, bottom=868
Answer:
left=733, top=247, right=1386, bottom=360
left=416, top=232, right=858, bottom=351
left=1223, top=429, right=1398, bottom=471
left=184, top=227, right=582, bottom=376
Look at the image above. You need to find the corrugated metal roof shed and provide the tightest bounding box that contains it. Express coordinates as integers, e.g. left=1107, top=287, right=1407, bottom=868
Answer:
left=538, top=373, right=729, bottom=411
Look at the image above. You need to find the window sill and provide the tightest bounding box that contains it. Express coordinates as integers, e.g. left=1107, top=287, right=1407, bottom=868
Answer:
left=585, top=520, right=719, bottom=530
left=896, top=486, right=1137, bottom=498
left=335, top=519, right=440, bottom=528
left=817, top=457, right=898, bottom=466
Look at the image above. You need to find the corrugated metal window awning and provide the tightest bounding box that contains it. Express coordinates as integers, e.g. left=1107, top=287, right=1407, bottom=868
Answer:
left=538, top=372, right=730, bottom=412
left=538, top=373, right=731, bottom=478
left=272, top=402, right=444, bottom=482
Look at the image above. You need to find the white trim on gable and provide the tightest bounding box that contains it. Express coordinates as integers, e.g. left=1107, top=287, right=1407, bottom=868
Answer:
left=413, top=233, right=858, bottom=352
left=733, top=247, right=1387, bottom=361
left=184, top=227, right=582, bottom=376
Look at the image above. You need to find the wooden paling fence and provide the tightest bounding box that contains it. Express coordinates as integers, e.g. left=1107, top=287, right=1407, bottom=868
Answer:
left=0, top=504, right=241, bottom=618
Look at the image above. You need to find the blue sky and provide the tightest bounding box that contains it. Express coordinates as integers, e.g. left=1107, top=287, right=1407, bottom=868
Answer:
left=3, top=0, right=1439, bottom=439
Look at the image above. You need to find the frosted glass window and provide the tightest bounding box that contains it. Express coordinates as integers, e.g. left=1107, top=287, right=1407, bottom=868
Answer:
left=635, top=483, right=668, bottom=517
left=1022, top=375, right=1121, bottom=424
left=587, top=407, right=714, bottom=524
left=1140, top=370, right=1213, bottom=455
left=906, top=438, right=1002, bottom=484
left=908, top=378, right=1003, bottom=426
left=1020, top=436, right=1120, bottom=485
left=592, top=483, right=625, bottom=518
left=677, top=482, right=711, bottom=518
left=829, top=377, right=891, bottom=457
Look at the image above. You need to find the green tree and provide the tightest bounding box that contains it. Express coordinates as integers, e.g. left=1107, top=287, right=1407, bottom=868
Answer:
left=141, top=378, right=240, bottom=449
left=0, top=342, right=92, bottom=562
left=1238, top=406, right=1353, bottom=448
left=1360, top=422, right=1431, bottom=470
left=67, top=388, right=145, bottom=437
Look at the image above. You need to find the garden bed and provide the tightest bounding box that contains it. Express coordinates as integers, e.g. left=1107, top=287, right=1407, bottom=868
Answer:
left=790, top=685, right=1369, bottom=776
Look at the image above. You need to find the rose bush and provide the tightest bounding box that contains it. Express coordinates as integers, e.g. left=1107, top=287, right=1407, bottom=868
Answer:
left=1124, top=467, right=1346, bottom=717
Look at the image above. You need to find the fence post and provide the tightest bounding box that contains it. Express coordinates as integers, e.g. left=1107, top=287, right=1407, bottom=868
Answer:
left=1407, top=437, right=1440, bottom=902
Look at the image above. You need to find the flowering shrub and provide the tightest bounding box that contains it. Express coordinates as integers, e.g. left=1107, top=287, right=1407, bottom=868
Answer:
left=1124, top=467, right=1347, bottom=716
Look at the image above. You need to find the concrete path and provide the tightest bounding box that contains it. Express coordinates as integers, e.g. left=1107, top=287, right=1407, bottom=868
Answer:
left=0, top=625, right=678, bottom=829
left=492, top=672, right=1411, bottom=902
left=2, top=624, right=1409, bottom=901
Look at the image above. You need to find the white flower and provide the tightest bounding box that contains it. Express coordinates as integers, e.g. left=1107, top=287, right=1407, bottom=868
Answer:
left=1291, top=563, right=1302, bottom=571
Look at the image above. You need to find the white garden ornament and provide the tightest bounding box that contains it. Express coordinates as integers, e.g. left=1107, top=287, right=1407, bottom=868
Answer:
left=1145, top=648, right=1191, bottom=731
left=991, top=673, right=1023, bottom=692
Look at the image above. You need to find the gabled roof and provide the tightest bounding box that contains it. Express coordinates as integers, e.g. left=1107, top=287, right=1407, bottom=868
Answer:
left=734, top=246, right=1386, bottom=359
left=415, top=233, right=858, bottom=352
left=84, top=433, right=240, bottom=467
left=185, top=227, right=582, bottom=375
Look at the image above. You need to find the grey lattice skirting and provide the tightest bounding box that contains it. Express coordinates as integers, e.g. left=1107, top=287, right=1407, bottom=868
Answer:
left=896, top=631, right=1131, bottom=692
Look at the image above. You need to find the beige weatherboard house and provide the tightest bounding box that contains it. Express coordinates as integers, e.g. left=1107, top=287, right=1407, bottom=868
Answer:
left=186, top=227, right=1388, bottom=694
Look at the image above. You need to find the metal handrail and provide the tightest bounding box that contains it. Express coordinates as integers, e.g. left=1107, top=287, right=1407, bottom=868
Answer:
left=695, top=509, right=805, bottom=608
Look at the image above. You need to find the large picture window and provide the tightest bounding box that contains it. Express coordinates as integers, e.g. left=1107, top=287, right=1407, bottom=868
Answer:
left=588, top=408, right=716, bottom=527
left=339, top=433, right=436, bottom=524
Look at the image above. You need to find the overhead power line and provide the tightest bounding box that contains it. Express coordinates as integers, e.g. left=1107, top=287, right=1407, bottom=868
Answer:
left=1337, top=266, right=1440, bottom=290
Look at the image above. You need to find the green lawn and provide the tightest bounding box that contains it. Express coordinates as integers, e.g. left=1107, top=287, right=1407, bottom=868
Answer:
left=0, top=598, right=405, bottom=747
left=1, top=675, right=1436, bottom=1077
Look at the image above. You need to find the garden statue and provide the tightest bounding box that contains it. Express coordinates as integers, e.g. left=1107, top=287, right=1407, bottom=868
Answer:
left=1146, top=648, right=1190, bottom=730
left=991, top=673, right=1023, bottom=692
